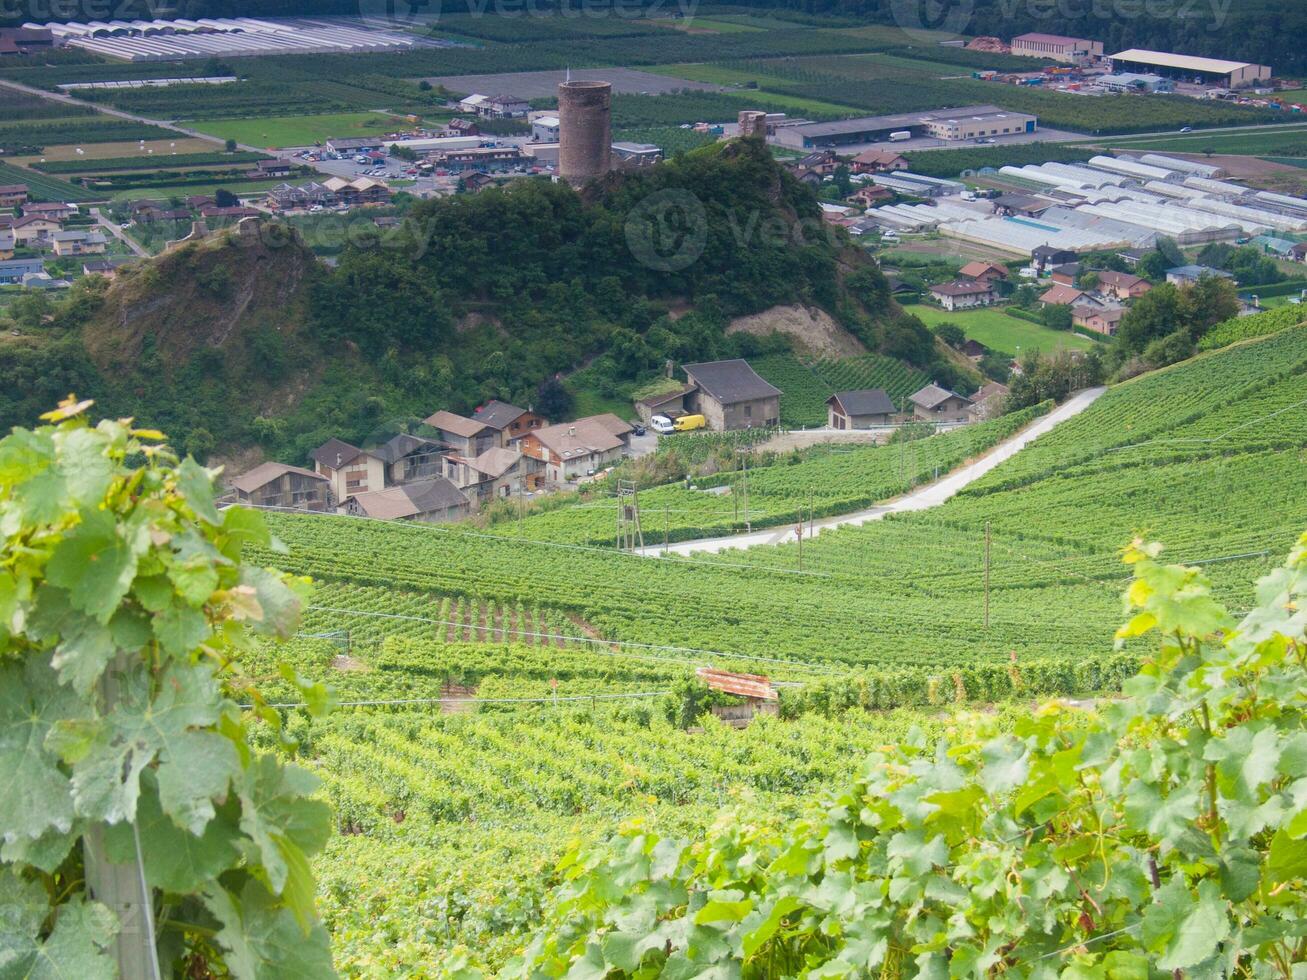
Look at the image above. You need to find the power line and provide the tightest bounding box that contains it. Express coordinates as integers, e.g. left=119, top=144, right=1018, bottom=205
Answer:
left=247, top=690, right=672, bottom=710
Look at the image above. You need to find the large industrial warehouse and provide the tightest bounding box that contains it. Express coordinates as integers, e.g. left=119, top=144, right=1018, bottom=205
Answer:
left=1108, top=49, right=1272, bottom=88
left=772, top=106, right=1037, bottom=149
left=26, top=17, right=427, bottom=61
left=860, top=153, right=1307, bottom=257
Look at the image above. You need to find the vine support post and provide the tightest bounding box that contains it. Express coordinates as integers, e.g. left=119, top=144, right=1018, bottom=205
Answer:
left=984, top=520, right=991, bottom=631
left=84, top=656, right=162, bottom=980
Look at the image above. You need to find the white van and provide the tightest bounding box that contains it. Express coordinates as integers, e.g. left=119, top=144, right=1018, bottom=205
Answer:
left=650, top=414, right=677, bottom=435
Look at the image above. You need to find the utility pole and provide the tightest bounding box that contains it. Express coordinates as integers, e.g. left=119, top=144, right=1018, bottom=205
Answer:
left=663, top=505, right=669, bottom=556
left=737, top=451, right=751, bottom=533
left=616, top=479, right=644, bottom=551
left=984, top=520, right=991, bottom=630
left=796, top=516, right=803, bottom=571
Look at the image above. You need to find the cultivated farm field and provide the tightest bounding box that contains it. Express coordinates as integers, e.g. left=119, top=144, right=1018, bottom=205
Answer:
left=244, top=320, right=1307, bottom=972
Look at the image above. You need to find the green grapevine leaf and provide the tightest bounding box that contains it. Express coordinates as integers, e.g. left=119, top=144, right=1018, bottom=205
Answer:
left=45, top=507, right=146, bottom=624
left=175, top=457, right=222, bottom=526
left=0, top=657, right=82, bottom=844
left=0, top=897, right=117, bottom=980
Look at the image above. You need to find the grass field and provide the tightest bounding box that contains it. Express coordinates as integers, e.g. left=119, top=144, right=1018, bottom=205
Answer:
left=189, top=111, right=422, bottom=149
left=11, top=137, right=217, bottom=164
left=905, top=303, right=1100, bottom=356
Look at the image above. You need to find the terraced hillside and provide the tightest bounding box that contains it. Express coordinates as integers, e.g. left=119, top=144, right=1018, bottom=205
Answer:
left=252, top=323, right=1307, bottom=972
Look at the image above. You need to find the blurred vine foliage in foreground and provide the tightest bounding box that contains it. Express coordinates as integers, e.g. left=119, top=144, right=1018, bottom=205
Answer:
left=494, top=536, right=1307, bottom=979
left=0, top=400, right=336, bottom=977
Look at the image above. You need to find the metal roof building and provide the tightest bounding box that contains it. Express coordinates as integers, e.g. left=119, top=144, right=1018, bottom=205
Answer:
left=1108, top=49, right=1270, bottom=88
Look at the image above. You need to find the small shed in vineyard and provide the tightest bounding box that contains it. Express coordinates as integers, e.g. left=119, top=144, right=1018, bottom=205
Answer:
left=696, top=668, right=779, bottom=726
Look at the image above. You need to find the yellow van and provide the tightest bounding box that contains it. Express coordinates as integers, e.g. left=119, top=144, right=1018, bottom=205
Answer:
left=673, top=414, right=707, bottom=432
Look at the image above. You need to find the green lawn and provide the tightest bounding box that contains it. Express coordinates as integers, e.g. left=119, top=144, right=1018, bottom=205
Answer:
left=905, top=304, right=1101, bottom=357
left=189, top=112, right=429, bottom=149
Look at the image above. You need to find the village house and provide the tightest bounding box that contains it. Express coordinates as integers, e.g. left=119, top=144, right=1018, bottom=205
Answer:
left=265, top=182, right=336, bottom=211
left=682, top=360, right=781, bottom=431
left=1073, top=304, right=1125, bottom=336
left=470, top=400, right=547, bottom=445
left=0, top=258, right=45, bottom=285
left=957, top=261, right=1009, bottom=285
left=850, top=149, right=908, bottom=174
left=246, top=158, right=292, bottom=179
left=792, top=150, right=840, bottom=176
left=134, top=207, right=191, bottom=223
left=372, top=433, right=447, bottom=485
left=477, top=94, right=530, bottom=118
left=461, top=172, right=497, bottom=193
left=1038, top=283, right=1094, bottom=308
left=23, top=201, right=75, bottom=221
left=424, top=410, right=501, bottom=457
left=960, top=339, right=989, bottom=362
left=81, top=257, right=133, bottom=280
left=1, top=214, right=62, bottom=245
left=0, top=232, right=12, bottom=260
left=51, top=230, right=107, bottom=256
left=968, top=381, right=1010, bottom=421
left=518, top=414, right=633, bottom=483
left=848, top=184, right=893, bottom=208
left=1048, top=262, right=1080, bottom=286
left=310, top=438, right=386, bottom=504
left=322, top=176, right=392, bottom=207
left=910, top=383, right=973, bottom=423
left=1031, top=245, right=1078, bottom=272
left=1095, top=270, right=1151, bottom=301
left=185, top=195, right=216, bottom=209
left=345, top=477, right=471, bottom=523
left=929, top=279, right=997, bottom=311
left=1166, top=264, right=1234, bottom=286
left=447, top=117, right=480, bottom=135
left=230, top=462, right=329, bottom=511
left=443, top=446, right=540, bottom=501
left=0, top=184, right=28, bottom=207
left=827, top=388, right=896, bottom=429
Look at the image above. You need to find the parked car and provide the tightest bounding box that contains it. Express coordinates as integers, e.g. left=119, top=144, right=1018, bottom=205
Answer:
left=673, top=414, right=707, bottom=433
left=631, top=422, right=646, bottom=436
left=649, top=414, right=676, bottom=435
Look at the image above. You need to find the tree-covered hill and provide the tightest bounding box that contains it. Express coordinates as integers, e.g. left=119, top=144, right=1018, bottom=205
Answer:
left=0, top=138, right=943, bottom=464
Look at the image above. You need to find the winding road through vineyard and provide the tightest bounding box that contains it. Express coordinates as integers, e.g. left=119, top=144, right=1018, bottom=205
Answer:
left=638, top=385, right=1107, bottom=555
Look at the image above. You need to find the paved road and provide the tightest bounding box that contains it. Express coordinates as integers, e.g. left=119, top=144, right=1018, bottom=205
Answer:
left=636, top=386, right=1106, bottom=557
left=91, top=208, right=148, bottom=256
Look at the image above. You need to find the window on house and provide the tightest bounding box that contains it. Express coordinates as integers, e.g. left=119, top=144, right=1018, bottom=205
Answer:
left=744, top=404, right=752, bottom=418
